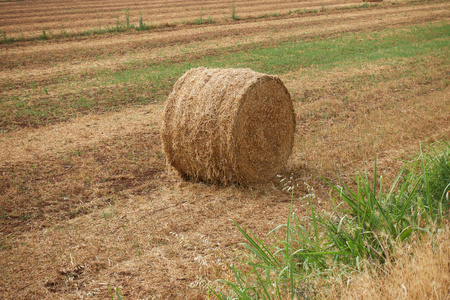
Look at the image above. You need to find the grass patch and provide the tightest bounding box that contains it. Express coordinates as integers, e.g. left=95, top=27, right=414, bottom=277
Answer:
left=191, top=16, right=215, bottom=25
left=2, top=22, right=448, bottom=130
left=0, top=30, right=15, bottom=44
left=211, top=141, right=450, bottom=299
left=94, top=22, right=450, bottom=85
left=37, top=29, right=49, bottom=41
left=231, top=0, right=239, bottom=20
left=136, top=12, right=155, bottom=31
left=249, top=12, right=282, bottom=20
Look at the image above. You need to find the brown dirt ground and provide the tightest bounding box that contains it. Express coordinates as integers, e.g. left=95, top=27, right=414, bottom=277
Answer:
left=0, top=0, right=449, bottom=299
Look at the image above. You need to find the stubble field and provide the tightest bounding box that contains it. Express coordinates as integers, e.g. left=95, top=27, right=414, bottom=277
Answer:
left=0, top=0, right=449, bottom=298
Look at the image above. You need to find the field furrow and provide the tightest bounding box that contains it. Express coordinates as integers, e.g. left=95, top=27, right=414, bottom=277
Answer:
left=1, top=0, right=440, bottom=39
left=1, top=2, right=448, bottom=81
left=0, top=0, right=362, bottom=38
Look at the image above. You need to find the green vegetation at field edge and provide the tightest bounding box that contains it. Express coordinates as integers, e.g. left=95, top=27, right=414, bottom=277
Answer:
left=1, top=22, right=448, bottom=130
left=210, top=141, right=450, bottom=299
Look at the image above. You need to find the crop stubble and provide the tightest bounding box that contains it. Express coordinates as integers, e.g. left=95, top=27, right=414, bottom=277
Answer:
left=2, top=0, right=374, bottom=38
left=0, top=0, right=449, bottom=299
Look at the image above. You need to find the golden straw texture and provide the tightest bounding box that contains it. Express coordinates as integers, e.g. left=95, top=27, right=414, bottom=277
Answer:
left=161, top=67, right=295, bottom=184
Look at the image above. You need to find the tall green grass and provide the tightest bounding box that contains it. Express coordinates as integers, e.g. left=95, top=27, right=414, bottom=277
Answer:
left=211, top=141, right=449, bottom=299
left=110, top=286, right=125, bottom=299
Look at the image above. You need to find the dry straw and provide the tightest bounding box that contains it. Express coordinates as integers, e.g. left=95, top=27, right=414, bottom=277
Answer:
left=161, top=67, right=295, bottom=184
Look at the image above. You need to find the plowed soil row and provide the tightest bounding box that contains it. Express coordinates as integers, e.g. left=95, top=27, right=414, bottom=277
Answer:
left=0, top=0, right=409, bottom=38
left=0, top=0, right=352, bottom=18
left=1, top=1, right=447, bottom=86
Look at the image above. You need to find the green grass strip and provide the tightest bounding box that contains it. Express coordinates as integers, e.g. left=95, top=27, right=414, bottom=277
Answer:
left=2, top=22, right=448, bottom=130
left=102, top=22, right=449, bottom=85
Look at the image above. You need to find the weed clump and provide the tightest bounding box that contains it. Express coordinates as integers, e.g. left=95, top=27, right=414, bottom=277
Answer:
left=0, top=30, right=15, bottom=44
left=211, top=142, right=450, bottom=298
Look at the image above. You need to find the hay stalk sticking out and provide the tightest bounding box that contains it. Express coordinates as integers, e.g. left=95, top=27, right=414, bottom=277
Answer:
left=161, top=67, right=295, bottom=184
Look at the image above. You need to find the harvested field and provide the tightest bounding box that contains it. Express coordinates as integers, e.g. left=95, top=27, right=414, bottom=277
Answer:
left=0, top=0, right=449, bottom=298
left=0, top=0, right=400, bottom=39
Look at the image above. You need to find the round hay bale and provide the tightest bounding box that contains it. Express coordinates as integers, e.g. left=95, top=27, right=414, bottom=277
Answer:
left=161, top=67, right=295, bottom=184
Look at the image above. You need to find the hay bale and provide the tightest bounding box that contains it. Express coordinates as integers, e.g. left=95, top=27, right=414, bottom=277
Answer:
left=161, top=67, right=295, bottom=184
